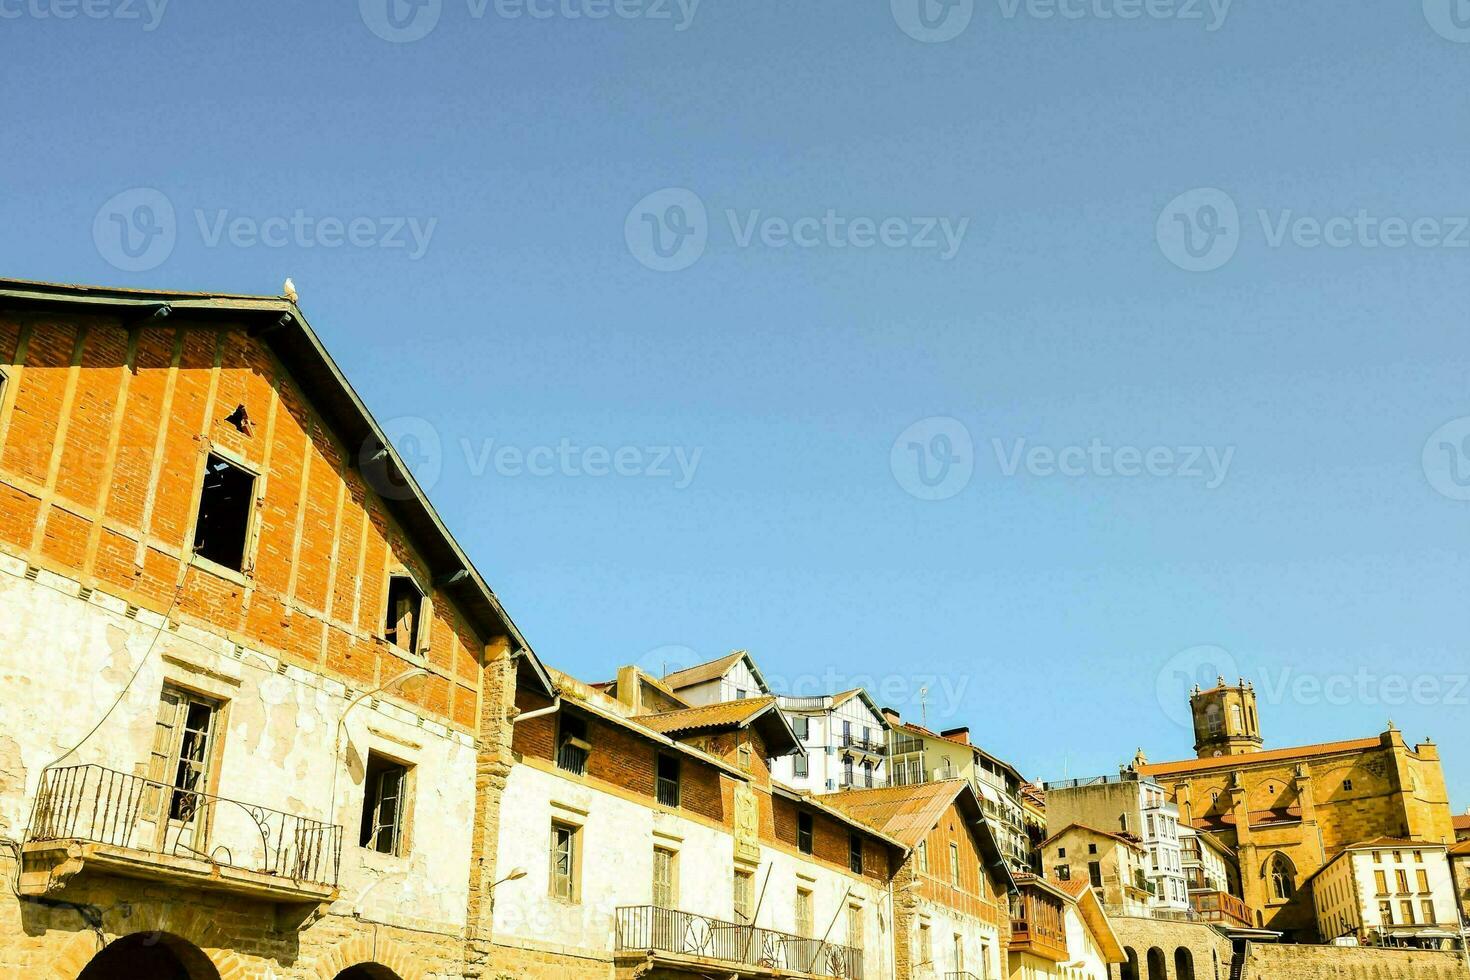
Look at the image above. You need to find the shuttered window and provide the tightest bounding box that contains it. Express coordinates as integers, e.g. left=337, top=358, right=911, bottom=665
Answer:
left=653, top=847, right=677, bottom=907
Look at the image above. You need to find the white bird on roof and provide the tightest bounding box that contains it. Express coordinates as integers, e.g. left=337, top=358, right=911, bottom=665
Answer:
left=283, top=278, right=298, bottom=304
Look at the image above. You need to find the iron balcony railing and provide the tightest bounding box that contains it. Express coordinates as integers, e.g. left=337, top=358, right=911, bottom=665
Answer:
left=28, top=764, right=342, bottom=888
left=615, top=905, right=863, bottom=979
left=839, top=733, right=885, bottom=755
left=944, top=973, right=982, bottom=980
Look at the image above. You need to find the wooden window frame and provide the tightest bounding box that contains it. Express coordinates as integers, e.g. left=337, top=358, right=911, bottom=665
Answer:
left=550, top=820, right=581, bottom=903
left=359, top=750, right=414, bottom=857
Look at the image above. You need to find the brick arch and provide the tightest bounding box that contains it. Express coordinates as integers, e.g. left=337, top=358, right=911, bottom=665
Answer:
left=312, top=935, right=425, bottom=980
left=45, top=904, right=246, bottom=980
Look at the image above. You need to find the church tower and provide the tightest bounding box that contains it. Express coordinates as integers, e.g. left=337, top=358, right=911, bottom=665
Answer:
left=1191, top=676, right=1263, bottom=758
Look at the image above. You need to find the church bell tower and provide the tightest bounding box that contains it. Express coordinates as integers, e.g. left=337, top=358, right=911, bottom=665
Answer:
left=1191, top=676, right=1263, bottom=758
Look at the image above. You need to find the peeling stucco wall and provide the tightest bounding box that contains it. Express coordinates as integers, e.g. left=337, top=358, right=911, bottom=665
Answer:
left=0, top=555, right=476, bottom=934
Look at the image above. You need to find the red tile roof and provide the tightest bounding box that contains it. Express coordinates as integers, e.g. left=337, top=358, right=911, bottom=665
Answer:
left=823, top=780, right=971, bottom=848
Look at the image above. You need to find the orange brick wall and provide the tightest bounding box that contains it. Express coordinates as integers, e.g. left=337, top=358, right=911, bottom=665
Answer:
left=915, top=800, right=1011, bottom=927
left=0, top=312, right=486, bottom=729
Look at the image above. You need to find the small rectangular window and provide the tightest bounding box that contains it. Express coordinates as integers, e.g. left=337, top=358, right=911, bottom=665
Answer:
left=550, top=821, right=579, bottom=901
left=384, top=575, right=424, bottom=653
left=849, top=832, right=863, bottom=874
left=192, top=453, right=255, bottom=571
left=656, top=754, right=680, bottom=808
left=918, top=839, right=928, bottom=872
left=797, top=812, right=813, bottom=854
left=794, top=752, right=808, bottom=778
left=653, top=847, right=677, bottom=908
left=1089, top=861, right=1103, bottom=888
left=359, top=752, right=410, bottom=855
left=734, top=868, right=754, bottom=923
left=795, top=887, right=813, bottom=937
left=557, top=714, right=590, bottom=775
left=848, top=903, right=863, bottom=947
left=1416, top=868, right=1429, bottom=893
left=949, top=842, right=961, bottom=884
left=1421, top=899, right=1435, bottom=924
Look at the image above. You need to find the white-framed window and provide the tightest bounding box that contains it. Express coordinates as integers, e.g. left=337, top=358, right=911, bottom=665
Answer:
left=550, top=821, right=580, bottom=902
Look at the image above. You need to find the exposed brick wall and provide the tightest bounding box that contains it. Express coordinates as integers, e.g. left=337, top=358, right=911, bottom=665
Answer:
left=0, top=313, right=488, bottom=730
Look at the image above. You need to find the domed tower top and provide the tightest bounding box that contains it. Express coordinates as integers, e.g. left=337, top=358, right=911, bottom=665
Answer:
left=1190, top=676, right=1263, bottom=758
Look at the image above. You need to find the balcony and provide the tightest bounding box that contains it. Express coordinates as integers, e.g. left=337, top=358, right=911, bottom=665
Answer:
left=615, top=905, right=863, bottom=979
left=1189, top=890, right=1252, bottom=929
left=839, top=733, right=885, bottom=756
left=1009, top=880, right=1069, bottom=962
left=22, top=764, right=341, bottom=904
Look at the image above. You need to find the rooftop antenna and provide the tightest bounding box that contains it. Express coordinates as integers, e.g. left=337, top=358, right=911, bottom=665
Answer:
left=919, top=686, right=928, bottom=727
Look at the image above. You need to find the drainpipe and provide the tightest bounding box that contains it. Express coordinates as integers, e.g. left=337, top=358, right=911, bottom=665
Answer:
left=513, top=697, right=561, bottom=724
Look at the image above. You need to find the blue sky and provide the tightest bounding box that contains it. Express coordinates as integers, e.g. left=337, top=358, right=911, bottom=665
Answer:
left=4, top=1, right=1468, bottom=809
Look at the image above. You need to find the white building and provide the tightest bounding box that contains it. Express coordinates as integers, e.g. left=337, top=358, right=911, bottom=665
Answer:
left=773, top=689, right=888, bottom=794
left=660, top=649, right=770, bottom=706
left=492, top=665, right=899, bottom=980
left=1309, top=838, right=1462, bottom=949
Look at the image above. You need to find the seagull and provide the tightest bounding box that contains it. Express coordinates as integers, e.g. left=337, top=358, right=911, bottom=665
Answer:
left=283, top=278, right=298, bottom=304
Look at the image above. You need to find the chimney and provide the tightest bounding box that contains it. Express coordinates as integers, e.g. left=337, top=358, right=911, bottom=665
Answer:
left=881, top=707, right=902, bottom=725
left=615, top=665, right=641, bottom=712
left=941, top=726, right=970, bottom=745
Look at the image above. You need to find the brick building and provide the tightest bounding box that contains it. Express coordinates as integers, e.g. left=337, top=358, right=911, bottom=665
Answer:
left=0, top=279, right=552, bottom=980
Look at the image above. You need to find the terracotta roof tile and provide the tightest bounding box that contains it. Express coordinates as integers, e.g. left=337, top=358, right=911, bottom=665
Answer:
left=634, top=696, right=776, bottom=735
left=1138, top=737, right=1382, bottom=777
left=659, top=651, right=747, bottom=690
left=1043, top=823, right=1144, bottom=850
left=1452, top=814, right=1470, bottom=832
left=823, top=780, right=970, bottom=848
left=1056, top=876, right=1092, bottom=898
left=1449, top=840, right=1470, bottom=856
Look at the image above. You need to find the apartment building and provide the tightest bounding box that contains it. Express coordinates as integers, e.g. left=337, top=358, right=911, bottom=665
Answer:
left=660, top=649, right=769, bottom=705
left=490, top=664, right=901, bottom=979
left=827, top=780, right=1015, bottom=980
left=882, top=708, right=1035, bottom=874
left=1041, top=824, right=1150, bottom=919
left=0, top=279, right=543, bottom=979
left=773, top=689, right=889, bottom=794
left=1041, top=771, right=1189, bottom=916
left=1308, top=839, right=1461, bottom=949
left=1177, top=825, right=1249, bottom=929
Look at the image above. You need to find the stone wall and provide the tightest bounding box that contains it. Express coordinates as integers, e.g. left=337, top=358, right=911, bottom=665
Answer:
left=1106, top=916, right=1234, bottom=980
left=1240, top=941, right=1469, bottom=979
left=0, top=854, right=465, bottom=980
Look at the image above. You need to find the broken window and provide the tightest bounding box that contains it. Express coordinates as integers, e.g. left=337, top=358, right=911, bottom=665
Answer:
left=550, top=821, right=579, bottom=901
left=384, top=575, right=424, bottom=653
left=556, top=714, right=590, bottom=775
left=849, top=832, right=863, bottom=874
left=656, top=753, right=680, bottom=808
left=797, top=812, right=813, bottom=854
left=148, top=687, right=220, bottom=826
left=359, top=752, right=409, bottom=855
left=192, top=453, right=255, bottom=571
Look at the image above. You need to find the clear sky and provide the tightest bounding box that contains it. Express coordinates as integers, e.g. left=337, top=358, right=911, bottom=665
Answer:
left=4, top=1, right=1468, bottom=810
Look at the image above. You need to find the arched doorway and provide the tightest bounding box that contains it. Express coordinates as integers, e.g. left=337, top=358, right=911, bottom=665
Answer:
left=1174, top=947, right=1195, bottom=980
left=78, top=933, right=221, bottom=980
left=1146, top=946, right=1168, bottom=980
left=1119, top=947, right=1140, bottom=980
left=333, top=966, right=405, bottom=980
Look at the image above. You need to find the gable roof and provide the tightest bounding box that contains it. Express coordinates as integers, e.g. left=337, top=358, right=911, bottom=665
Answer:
left=634, top=696, right=801, bottom=757
left=1450, top=840, right=1470, bottom=856
left=660, top=650, right=770, bottom=694
left=826, top=779, right=1018, bottom=895
left=1057, top=878, right=1127, bottom=963
left=0, top=279, right=553, bottom=695
left=1138, top=737, right=1382, bottom=778
left=1043, top=823, right=1145, bottom=851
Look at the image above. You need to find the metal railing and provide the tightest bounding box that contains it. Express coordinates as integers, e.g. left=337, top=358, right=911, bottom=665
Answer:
left=616, top=905, right=863, bottom=979
left=557, top=741, right=589, bottom=775
left=840, top=733, right=885, bottom=754
left=944, top=973, right=982, bottom=980
left=28, top=764, right=342, bottom=888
